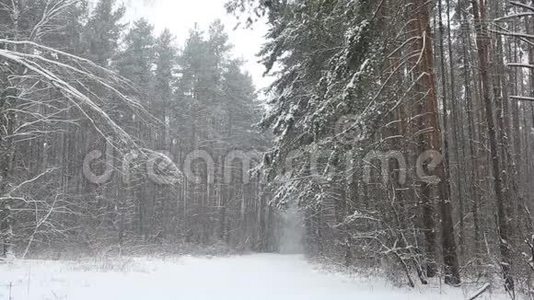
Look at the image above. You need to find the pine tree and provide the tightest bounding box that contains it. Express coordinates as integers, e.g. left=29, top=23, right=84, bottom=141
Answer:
left=83, top=0, right=125, bottom=66
left=116, top=19, right=155, bottom=93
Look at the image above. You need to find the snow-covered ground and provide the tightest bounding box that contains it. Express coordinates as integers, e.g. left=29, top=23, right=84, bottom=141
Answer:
left=0, top=254, right=509, bottom=300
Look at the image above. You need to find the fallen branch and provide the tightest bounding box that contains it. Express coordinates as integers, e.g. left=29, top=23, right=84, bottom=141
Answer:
left=468, top=283, right=490, bottom=300
left=511, top=95, right=534, bottom=102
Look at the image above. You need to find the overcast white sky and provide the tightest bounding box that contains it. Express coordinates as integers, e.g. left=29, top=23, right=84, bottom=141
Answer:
left=116, top=0, right=272, bottom=90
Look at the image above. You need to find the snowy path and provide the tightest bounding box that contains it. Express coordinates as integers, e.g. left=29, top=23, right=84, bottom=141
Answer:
left=0, top=254, right=505, bottom=300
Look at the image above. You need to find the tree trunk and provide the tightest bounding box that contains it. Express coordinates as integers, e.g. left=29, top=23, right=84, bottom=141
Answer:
left=471, top=0, right=514, bottom=292
left=409, top=0, right=461, bottom=284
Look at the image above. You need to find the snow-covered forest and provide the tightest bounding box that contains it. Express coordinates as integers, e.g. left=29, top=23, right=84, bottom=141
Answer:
left=0, top=0, right=534, bottom=299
